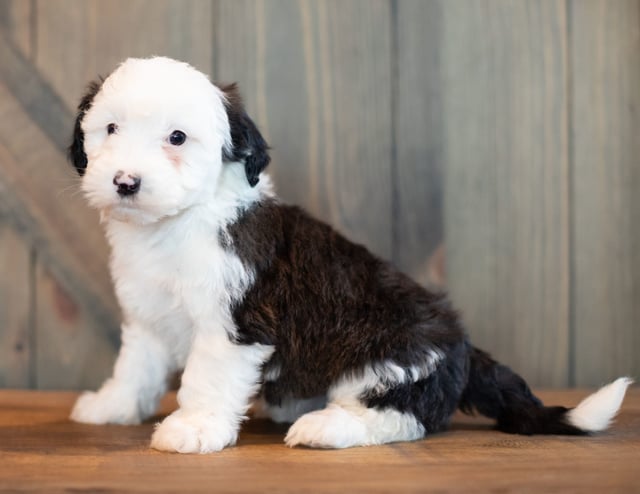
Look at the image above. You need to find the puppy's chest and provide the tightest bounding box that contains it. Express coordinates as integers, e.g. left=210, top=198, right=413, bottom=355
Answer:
left=109, top=224, right=252, bottom=330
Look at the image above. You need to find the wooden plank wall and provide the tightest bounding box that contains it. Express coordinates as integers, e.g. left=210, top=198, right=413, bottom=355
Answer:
left=442, top=2, right=571, bottom=386
left=0, top=0, right=637, bottom=389
left=571, top=0, right=640, bottom=386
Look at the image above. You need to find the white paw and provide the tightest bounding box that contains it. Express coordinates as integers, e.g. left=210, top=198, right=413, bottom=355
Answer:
left=70, top=385, right=141, bottom=425
left=150, top=410, right=238, bottom=454
left=285, top=405, right=368, bottom=449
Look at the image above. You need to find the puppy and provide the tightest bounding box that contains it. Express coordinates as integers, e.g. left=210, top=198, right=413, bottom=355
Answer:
left=68, top=57, right=631, bottom=453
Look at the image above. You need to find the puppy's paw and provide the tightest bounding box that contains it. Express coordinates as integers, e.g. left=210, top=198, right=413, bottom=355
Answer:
left=150, top=411, right=238, bottom=454
left=70, top=386, right=141, bottom=425
left=285, top=405, right=368, bottom=449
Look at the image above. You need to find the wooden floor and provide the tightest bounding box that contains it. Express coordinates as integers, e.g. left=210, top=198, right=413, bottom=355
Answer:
left=0, top=389, right=638, bottom=493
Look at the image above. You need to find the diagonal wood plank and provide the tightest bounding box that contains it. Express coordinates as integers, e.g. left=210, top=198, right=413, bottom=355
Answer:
left=216, top=0, right=394, bottom=259
left=0, top=80, right=120, bottom=338
left=441, top=1, right=571, bottom=387
left=0, top=31, right=72, bottom=154
left=0, top=42, right=120, bottom=385
left=0, top=117, right=119, bottom=388
left=570, top=0, right=640, bottom=385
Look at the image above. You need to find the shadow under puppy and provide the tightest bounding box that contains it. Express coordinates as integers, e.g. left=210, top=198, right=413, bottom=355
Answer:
left=68, top=56, right=632, bottom=453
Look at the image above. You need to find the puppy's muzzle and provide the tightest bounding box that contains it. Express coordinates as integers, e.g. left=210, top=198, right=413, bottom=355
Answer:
left=113, top=171, right=141, bottom=197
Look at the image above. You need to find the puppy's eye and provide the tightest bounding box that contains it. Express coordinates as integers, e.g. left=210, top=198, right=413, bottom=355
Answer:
left=168, top=130, right=187, bottom=146
left=107, top=123, right=118, bottom=135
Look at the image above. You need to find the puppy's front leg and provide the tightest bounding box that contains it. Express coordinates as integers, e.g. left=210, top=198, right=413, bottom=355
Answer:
left=70, top=323, right=172, bottom=425
left=151, top=331, right=273, bottom=454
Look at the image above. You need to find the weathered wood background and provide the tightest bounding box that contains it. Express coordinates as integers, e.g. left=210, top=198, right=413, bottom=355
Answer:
left=0, top=0, right=638, bottom=390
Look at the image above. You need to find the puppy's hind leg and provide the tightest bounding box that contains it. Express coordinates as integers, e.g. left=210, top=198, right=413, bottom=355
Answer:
left=284, top=365, right=429, bottom=449
left=284, top=401, right=425, bottom=449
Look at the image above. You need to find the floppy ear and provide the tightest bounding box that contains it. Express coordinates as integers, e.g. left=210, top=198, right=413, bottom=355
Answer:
left=68, top=80, right=103, bottom=176
left=219, top=83, right=271, bottom=187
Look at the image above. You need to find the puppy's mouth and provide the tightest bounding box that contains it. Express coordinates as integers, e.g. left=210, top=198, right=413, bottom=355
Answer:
left=102, top=202, right=157, bottom=225
left=100, top=192, right=152, bottom=222
left=109, top=193, right=141, bottom=211
left=101, top=194, right=182, bottom=225
left=116, top=194, right=139, bottom=204
left=104, top=200, right=139, bottom=215
left=112, top=199, right=138, bottom=212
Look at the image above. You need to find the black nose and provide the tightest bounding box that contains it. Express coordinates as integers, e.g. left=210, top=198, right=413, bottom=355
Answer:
left=113, top=172, right=141, bottom=197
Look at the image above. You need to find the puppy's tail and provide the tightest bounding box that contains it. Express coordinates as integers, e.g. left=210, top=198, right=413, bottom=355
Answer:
left=458, top=346, right=632, bottom=435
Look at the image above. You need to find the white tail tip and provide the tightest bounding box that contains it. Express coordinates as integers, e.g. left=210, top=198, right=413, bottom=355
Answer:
left=566, top=377, right=634, bottom=432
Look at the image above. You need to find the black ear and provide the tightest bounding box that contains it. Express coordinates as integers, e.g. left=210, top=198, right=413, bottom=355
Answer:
left=219, top=83, right=271, bottom=187
left=68, top=80, right=103, bottom=176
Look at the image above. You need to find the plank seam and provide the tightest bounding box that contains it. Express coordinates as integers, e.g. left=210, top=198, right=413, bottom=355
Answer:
left=28, top=246, right=37, bottom=389
left=211, top=0, right=219, bottom=79
left=390, top=0, right=399, bottom=266
left=29, top=0, right=37, bottom=61
left=565, top=0, right=577, bottom=388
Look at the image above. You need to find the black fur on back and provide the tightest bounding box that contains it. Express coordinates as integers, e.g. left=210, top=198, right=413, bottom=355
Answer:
left=227, top=199, right=468, bottom=431
left=68, top=80, right=103, bottom=175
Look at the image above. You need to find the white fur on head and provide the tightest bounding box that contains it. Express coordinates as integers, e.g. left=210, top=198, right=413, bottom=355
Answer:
left=81, top=57, right=233, bottom=224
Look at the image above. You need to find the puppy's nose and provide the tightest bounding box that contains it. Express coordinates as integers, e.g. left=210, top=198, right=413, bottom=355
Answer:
left=113, top=171, right=141, bottom=197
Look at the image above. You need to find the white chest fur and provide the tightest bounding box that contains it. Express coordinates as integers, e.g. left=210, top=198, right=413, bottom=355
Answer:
left=105, top=206, right=253, bottom=367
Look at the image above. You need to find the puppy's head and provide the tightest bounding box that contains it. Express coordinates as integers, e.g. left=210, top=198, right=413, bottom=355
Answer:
left=69, top=57, right=270, bottom=224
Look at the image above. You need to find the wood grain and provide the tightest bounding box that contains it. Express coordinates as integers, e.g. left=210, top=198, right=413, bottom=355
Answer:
left=32, top=0, right=98, bottom=112
left=0, top=221, right=32, bottom=388
left=216, top=0, right=394, bottom=259
left=570, top=0, right=640, bottom=385
left=441, top=2, right=571, bottom=387
left=35, top=0, right=214, bottom=112
left=216, top=0, right=308, bottom=202
left=0, top=1, right=638, bottom=390
left=0, top=29, right=73, bottom=155
left=0, top=388, right=637, bottom=493
left=91, top=0, right=214, bottom=79
left=0, top=0, right=34, bottom=58
left=0, top=79, right=118, bottom=321
left=0, top=81, right=120, bottom=386
left=35, top=263, right=116, bottom=390
left=394, top=0, right=445, bottom=287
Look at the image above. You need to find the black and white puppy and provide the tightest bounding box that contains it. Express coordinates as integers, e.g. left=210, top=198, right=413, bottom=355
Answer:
left=68, top=57, right=631, bottom=453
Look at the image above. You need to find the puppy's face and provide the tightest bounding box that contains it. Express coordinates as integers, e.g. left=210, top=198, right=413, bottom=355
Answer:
left=69, top=57, right=270, bottom=224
